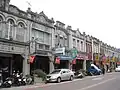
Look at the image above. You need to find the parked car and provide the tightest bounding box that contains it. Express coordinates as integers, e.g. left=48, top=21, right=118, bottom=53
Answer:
left=46, top=69, right=74, bottom=83
left=115, top=66, right=120, bottom=72
left=88, top=64, right=102, bottom=75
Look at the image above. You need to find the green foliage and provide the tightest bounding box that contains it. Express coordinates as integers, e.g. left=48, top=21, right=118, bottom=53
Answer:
left=32, top=69, right=47, bottom=81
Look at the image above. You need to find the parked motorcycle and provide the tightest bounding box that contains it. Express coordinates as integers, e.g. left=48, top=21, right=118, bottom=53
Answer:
left=2, top=77, right=12, bottom=88
left=26, top=75, right=34, bottom=85
left=0, top=70, right=3, bottom=88
left=74, top=70, right=84, bottom=78
left=20, top=73, right=26, bottom=85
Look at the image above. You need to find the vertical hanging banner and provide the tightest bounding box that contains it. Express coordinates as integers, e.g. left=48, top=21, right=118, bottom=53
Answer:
left=72, top=59, right=76, bottom=64
left=112, top=57, right=115, bottom=62
left=95, top=54, right=99, bottom=61
left=29, top=56, right=35, bottom=63
left=55, top=57, right=60, bottom=64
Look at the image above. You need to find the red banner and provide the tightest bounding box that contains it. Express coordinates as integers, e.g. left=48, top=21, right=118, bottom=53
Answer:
left=29, top=56, right=35, bottom=63
left=55, top=57, right=60, bottom=64
left=72, top=59, right=76, bottom=64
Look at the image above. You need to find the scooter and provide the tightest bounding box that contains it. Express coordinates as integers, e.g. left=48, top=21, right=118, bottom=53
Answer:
left=20, top=73, right=26, bottom=85
left=26, top=75, right=34, bottom=85
left=0, top=70, right=3, bottom=88
left=2, top=77, right=12, bottom=88
left=74, top=70, right=84, bottom=78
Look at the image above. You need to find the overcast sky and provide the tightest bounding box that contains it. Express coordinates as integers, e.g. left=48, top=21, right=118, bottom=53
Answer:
left=10, top=0, right=120, bottom=48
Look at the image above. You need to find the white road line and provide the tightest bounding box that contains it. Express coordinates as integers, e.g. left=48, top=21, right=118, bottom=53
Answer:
left=92, top=77, right=103, bottom=80
left=77, top=78, right=116, bottom=90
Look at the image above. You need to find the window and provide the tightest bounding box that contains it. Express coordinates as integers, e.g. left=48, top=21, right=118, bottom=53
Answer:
left=39, top=44, right=43, bottom=49
left=60, top=37, right=63, bottom=47
left=77, top=40, right=80, bottom=51
left=65, top=38, right=67, bottom=47
left=0, top=16, right=3, bottom=22
left=16, top=22, right=25, bottom=42
left=73, top=38, right=76, bottom=47
left=81, top=41, right=83, bottom=52
left=45, top=45, right=50, bottom=50
left=44, top=33, right=50, bottom=45
left=0, top=16, right=3, bottom=38
left=32, top=29, right=44, bottom=43
left=7, top=19, right=15, bottom=39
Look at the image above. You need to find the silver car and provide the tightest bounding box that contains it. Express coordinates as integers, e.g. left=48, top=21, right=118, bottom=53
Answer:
left=46, top=69, right=74, bottom=83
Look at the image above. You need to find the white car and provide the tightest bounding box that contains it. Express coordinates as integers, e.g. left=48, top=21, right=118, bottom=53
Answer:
left=115, top=66, right=120, bottom=72
left=46, top=69, right=74, bottom=83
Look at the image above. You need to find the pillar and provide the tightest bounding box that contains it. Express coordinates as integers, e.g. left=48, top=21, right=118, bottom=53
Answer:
left=49, top=62, right=54, bottom=73
left=22, top=54, right=30, bottom=75
left=83, top=60, right=86, bottom=70
left=48, top=54, right=55, bottom=73
left=22, top=46, right=30, bottom=75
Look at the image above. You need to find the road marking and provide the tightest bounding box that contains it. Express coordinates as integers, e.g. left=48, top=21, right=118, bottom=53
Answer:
left=77, top=78, right=116, bottom=90
left=92, top=77, right=103, bottom=80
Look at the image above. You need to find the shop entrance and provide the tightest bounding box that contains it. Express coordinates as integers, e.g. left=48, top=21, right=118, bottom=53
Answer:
left=55, top=60, right=69, bottom=69
left=30, top=56, right=50, bottom=74
left=12, top=54, right=23, bottom=73
left=86, top=60, right=92, bottom=70
left=72, top=60, right=84, bottom=71
left=0, top=53, right=23, bottom=81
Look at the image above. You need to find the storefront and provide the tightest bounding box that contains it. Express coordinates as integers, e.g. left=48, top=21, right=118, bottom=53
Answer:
left=54, top=55, right=72, bottom=69
left=86, top=53, right=92, bottom=70
left=54, top=47, right=72, bottom=69
left=0, top=40, right=29, bottom=81
left=30, top=50, right=54, bottom=74
left=72, top=53, right=86, bottom=71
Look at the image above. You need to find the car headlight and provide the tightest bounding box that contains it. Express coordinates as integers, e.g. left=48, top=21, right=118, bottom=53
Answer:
left=51, top=76, right=57, bottom=79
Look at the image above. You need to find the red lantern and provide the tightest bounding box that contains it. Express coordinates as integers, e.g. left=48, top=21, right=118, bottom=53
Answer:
left=55, top=57, right=60, bottom=64
left=29, top=56, right=35, bottom=63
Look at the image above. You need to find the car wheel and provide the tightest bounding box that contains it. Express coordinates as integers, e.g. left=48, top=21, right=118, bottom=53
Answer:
left=57, top=77, right=61, bottom=83
left=70, top=76, right=73, bottom=81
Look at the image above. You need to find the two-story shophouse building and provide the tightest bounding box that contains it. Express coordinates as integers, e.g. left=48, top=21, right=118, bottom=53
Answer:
left=27, top=8, right=55, bottom=74
left=86, top=35, right=92, bottom=70
left=0, top=0, right=55, bottom=75
left=53, top=21, right=72, bottom=69
left=0, top=0, right=30, bottom=76
left=67, top=27, right=88, bottom=71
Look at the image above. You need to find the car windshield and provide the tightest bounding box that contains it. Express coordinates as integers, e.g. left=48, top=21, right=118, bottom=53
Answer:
left=50, top=70, right=61, bottom=74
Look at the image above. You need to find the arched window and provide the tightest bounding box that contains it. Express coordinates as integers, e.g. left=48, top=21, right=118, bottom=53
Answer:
left=6, top=19, right=15, bottom=39
left=16, top=22, right=26, bottom=42
left=18, top=22, right=25, bottom=28
left=0, top=16, right=3, bottom=22
left=0, top=16, right=3, bottom=37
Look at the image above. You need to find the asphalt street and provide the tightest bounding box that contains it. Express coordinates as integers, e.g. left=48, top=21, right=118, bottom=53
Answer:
left=2, top=72, right=120, bottom=90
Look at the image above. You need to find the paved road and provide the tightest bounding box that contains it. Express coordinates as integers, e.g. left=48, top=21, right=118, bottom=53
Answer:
left=2, top=72, right=120, bottom=90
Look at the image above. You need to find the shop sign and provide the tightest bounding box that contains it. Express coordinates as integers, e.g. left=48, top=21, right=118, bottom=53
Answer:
left=71, top=48, right=78, bottom=58
left=76, top=54, right=84, bottom=60
left=0, top=42, right=25, bottom=54
left=95, top=54, right=99, bottom=61
left=55, top=47, right=65, bottom=55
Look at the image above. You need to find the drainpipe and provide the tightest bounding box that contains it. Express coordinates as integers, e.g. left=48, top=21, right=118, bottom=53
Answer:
left=92, top=39, right=94, bottom=62
left=83, top=33, right=86, bottom=71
